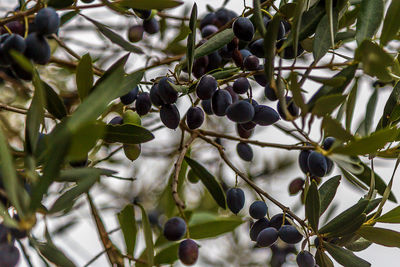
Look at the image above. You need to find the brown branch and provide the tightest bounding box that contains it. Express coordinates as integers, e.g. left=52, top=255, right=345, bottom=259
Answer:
left=182, top=124, right=307, bottom=228
left=51, top=34, right=81, bottom=60
left=197, top=129, right=312, bottom=150
left=0, top=5, right=40, bottom=26
left=0, top=103, right=54, bottom=119
left=86, top=193, right=124, bottom=267
left=171, top=131, right=198, bottom=211
left=50, top=56, right=104, bottom=76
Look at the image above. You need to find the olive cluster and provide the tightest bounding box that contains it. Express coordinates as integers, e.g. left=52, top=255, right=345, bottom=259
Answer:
left=138, top=7, right=306, bottom=163
left=0, top=217, right=28, bottom=267
left=226, top=187, right=318, bottom=266
left=163, top=217, right=199, bottom=266
left=0, top=8, right=59, bottom=82
left=127, top=9, right=160, bottom=43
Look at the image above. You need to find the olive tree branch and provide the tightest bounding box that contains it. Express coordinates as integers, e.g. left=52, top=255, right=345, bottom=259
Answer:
left=0, top=102, right=54, bottom=119
left=197, top=129, right=312, bottom=150
left=182, top=124, right=307, bottom=228
left=171, top=131, right=198, bottom=212
left=86, top=193, right=124, bottom=267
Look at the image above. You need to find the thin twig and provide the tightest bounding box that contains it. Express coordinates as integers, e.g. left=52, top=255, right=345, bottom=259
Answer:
left=198, top=129, right=312, bottom=150
left=0, top=103, right=54, bottom=119
left=86, top=193, right=124, bottom=266
left=171, top=132, right=198, bottom=211
left=182, top=124, right=307, bottom=228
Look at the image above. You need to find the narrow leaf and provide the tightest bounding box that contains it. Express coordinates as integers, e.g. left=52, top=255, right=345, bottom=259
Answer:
left=319, top=175, right=341, bottom=215
left=312, top=94, right=347, bottom=117
left=117, top=204, right=137, bottom=255
left=43, top=82, right=67, bottom=120
left=187, top=3, right=197, bottom=80
left=376, top=206, right=400, bottom=223
left=355, top=0, right=384, bottom=45
left=137, top=204, right=154, bottom=267
left=324, top=241, right=371, bottom=267
left=76, top=53, right=93, bottom=100
left=319, top=199, right=369, bottom=234
left=305, top=181, right=320, bottom=232
left=380, top=0, right=400, bottom=46
left=313, top=9, right=338, bottom=61
left=82, top=15, right=143, bottom=54
left=184, top=157, right=226, bottom=209
left=346, top=78, right=358, bottom=131
left=358, top=226, right=400, bottom=247
left=103, top=124, right=154, bottom=144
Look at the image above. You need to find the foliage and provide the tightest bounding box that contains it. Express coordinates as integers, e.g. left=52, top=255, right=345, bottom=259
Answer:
left=0, top=0, right=399, bottom=266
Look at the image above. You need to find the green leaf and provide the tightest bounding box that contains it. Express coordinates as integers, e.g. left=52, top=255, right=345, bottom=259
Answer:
left=380, top=0, right=400, bottom=46
left=358, top=226, right=400, bottom=247
left=49, top=174, right=98, bottom=213
left=0, top=128, right=25, bottom=214
left=346, top=78, right=358, bottom=131
left=184, top=157, right=226, bottom=209
left=332, top=127, right=398, bottom=156
left=60, top=11, right=78, bottom=26
left=308, top=64, right=358, bottom=110
left=103, top=124, right=154, bottom=144
left=253, top=0, right=267, bottom=36
left=355, top=0, right=384, bottom=45
left=82, top=15, right=143, bottom=54
left=319, top=199, right=369, bottom=234
left=265, top=14, right=282, bottom=84
left=194, top=29, right=234, bottom=59
left=376, top=206, right=400, bottom=223
left=117, top=204, right=137, bottom=255
left=187, top=3, right=197, bottom=80
left=290, top=0, right=305, bottom=58
left=332, top=155, right=364, bottom=175
left=322, top=116, right=354, bottom=141
left=119, top=0, right=183, bottom=9
left=26, top=71, right=45, bottom=154
left=312, top=94, right=347, bottom=117
left=305, top=181, right=320, bottom=232
left=43, top=82, right=67, bottom=120
left=363, top=89, right=378, bottom=136
left=327, top=213, right=366, bottom=238
left=57, top=168, right=116, bottom=182
left=118, top=70, right=146, bottom=98
left=365, top=198, right=382, bottom=214
left=189, top=214, right=244, bottom=239
left=348, top=162, right=396, bottom=202
left=319, top=175, right=341, bottom=215
left=137, top=204, right=154, bottom=267
left=30, top=125, right=71, bottom=211
left=210, top=67, right=240, bottom=80
left=289, top=72, right=307, bottom=116
left=154, top=243, right=179, bottom=265
left=305, top=75, right=347, bottom=87
left=68, top=122, right=105, bottom=161
left=377, top=81, right=400, bottom=130
left=324, top=241, right=371, bottom=267
left=284, top=4, right=325, bottom=47
left=67, top=67, right=139, bottom=133
left=345, top=237, right=373, bottom=252
left=76, top=53, right=93, bottom=100
left=33, top=239, right=76, bottom=267
left=315, top=249, right=334, bottom=267
left=313, top=9, right=338, bottom=61
left=355, top=40, right=394, bottom=81
left=93, top=53, right=129, bottom=88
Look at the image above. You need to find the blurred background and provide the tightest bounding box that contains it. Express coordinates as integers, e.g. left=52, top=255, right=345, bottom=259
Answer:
left=1, top=0, right=400, bottom=266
